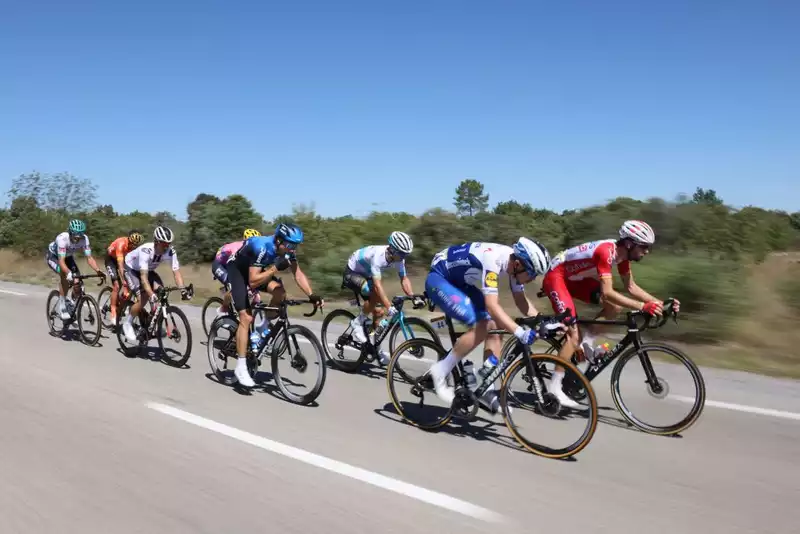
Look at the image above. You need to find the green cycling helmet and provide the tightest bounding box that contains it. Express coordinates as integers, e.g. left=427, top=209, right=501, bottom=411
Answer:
left=68, top=219, right=86, bottom=235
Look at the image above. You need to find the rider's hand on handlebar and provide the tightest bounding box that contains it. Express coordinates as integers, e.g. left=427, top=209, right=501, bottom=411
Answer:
left=642, top=300, right=663, bottom=317
left=308, top=293, right=324, bottom=307
left=412, top=296, right=425, bottom=309
left=671, top=298, right=680, bottom=313
left=180, top=287, right=192, bottom=301
left=387, top=305, right=398, bottom=317
left=514, top=325, right=537, bottom=345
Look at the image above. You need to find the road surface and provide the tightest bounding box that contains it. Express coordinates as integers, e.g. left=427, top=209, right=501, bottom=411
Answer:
left=1, top=280, right=798, bottom=533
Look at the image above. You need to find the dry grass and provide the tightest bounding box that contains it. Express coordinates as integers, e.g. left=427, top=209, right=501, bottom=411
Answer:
left=2, top=248, right=799, bottom=379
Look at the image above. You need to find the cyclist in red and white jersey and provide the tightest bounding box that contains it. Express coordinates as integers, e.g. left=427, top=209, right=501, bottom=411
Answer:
left=541, top=220, right=680, bottom=408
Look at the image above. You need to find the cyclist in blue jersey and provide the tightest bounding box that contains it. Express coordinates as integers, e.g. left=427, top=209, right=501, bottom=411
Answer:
left=225, top=222, right=324, bottom=387
left=425, top=238, right=552, bottom=411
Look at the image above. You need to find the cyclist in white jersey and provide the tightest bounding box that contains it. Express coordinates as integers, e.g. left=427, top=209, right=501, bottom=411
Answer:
left=120, top=225, right=190, bottom=342
left=341, top=232, right=423, bottom=364
left=45, top=219, right=104, bottom=320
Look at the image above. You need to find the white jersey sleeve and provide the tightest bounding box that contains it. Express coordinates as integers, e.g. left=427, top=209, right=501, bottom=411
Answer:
left=476, top=244, right=524, bottom=295
left=51, top=232, right=91, bottom=257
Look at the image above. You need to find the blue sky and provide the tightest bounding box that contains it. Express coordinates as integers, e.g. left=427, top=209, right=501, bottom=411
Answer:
left=1, top=0, right=798, bottom=220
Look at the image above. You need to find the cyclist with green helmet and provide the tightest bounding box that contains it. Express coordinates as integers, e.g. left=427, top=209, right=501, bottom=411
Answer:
left=45, top=219, right=105, bottom=321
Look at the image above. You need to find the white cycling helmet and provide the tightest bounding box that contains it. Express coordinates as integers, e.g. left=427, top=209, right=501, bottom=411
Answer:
left=512, top=237, right=551, bottom=276
left=154, top=225, right=174, bottom=244
left=388, top=231, right=413, bottom=254
left=619, top=220, right=655, bottom=246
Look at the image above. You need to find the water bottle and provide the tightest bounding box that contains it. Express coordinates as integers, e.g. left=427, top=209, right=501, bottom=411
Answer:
left=462, top=360, right=477, bottom=389
left=249, top=331, right=263, bottom=353
left=374, top=317, right=390, bottom=338
left=477, top=354, right=499, bottom=382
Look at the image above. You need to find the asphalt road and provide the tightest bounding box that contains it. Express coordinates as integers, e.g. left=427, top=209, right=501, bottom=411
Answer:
left=1, top=280, right=799, bottom=533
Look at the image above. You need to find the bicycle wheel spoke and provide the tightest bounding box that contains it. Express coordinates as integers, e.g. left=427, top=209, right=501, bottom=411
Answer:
left=271, top=325, right=326, bottom=405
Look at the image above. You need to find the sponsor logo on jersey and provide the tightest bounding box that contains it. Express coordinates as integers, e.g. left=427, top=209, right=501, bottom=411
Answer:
left=566, top=260, right=593, bottom=273
left=484, top=271, right=498, bottom=288
left=445, top=258, right=472, bottom=269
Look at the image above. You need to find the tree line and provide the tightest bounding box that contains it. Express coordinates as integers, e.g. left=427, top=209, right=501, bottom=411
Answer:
left=2, top=171, right=799, bottom=343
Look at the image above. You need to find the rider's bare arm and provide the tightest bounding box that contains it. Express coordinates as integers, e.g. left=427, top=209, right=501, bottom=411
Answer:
left=621, top=272, right=658, bottom=303
left=484, top=293, right=523, bottom=335
left=599, top=276, right=645, bottom=310
left=290, top=261, right=314, bottom=297
left=512, top=289, right=538, bottom=317
left=249, top=265, right=277, bottom=289
left=86, top=254, right=101, bottom=272
left=173, top=268, right=185, bottom=288
left=58, top=255, right=70, bottom=276
left=399, top=275, right=413, bottom=297
left=140, top=269, right=156, bottom=300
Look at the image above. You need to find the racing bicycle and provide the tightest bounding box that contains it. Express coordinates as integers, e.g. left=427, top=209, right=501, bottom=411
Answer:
left=46, top=272, right=106, bottom=346
left=320, top=292, right=439, bottom=374
left=115, top=284, right=195, bottom=367
left=500, top=296, right=705, bottom=435
left=206, top=298, right=327, bottom=405
left=386, top=305, right=599, bottom=459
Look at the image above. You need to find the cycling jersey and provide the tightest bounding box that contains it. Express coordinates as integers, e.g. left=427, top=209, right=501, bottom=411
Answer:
left=47, top=232, right=91, bottom=258
left=124, top=242, right=180, bottom=272
left=215, top=241, right=244, bottom=263
left=547, top=239, right=630, bottom=281
left=231, top=235, right=293, bottom=269
left=107, top=237, right=134, bottom=260
left=430, top=242, right=524, bottom=295
left=346, top=245, right=406, bottom=280
left=542, top=239, right=630, bottom=318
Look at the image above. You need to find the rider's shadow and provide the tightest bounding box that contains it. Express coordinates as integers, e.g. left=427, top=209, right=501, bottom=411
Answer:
left=373, top=402, right=547, bottom=458
left=203, top=371, right=320, bottom=407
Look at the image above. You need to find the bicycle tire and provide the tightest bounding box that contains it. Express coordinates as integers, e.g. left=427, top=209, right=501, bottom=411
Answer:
left=206, top=315, right=239, bottom=384
left=157, top=305, right=193, bottom=368
left=388, top=316, right=442, bottom=354
left=320, top=308, right=366, bottom=373
left=271, top=324, right=327, bottom=405
left=97, top=286, right=116, bottom=330
left=45, top=290, right=65, bottom=336
left=500, top=351, right=598, bottom=459
left=201, top=296, right=224, bottom=338
left=386, top=338, right=456, bottom=431
left=77, top=294, right=102, bottom=347
left=610, top=342, right=706, bottom=435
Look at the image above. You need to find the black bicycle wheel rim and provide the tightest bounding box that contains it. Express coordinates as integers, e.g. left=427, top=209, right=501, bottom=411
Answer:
left=97, top=286, right=115, bottom=330
left=610, top=342, right=706, bottom=435
left=206, top=315, right=239, bottom=384
left=157, top=306, right=192, bottom=368
left=320, top=308, right=365, bottom=373
left=201, top=296, right=224, bottom=338
left=500, top=352, right=599, bottom=459
left=271, top=324, right=327, bottom=405
left=77, top=294, right=102, bottom=346
left=386, top=338, right=455, bottom=430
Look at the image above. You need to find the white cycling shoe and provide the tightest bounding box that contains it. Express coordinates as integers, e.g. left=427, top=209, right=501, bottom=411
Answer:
left=349, top=317, right=368, bottom=343
left=235, top=363, right=255, bottom=388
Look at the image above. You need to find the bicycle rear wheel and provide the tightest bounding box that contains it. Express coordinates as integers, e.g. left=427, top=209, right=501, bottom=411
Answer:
left=97, top=286, right=115, bottom=330
left=271, top=324, right=327, bottom=405
left=500, top=350, right=598, bottom=459
left=386, top=338, right=455, bottom=430
left=77, top=294, right=102, bottom=346
left=201, top=296, right=225, bottom=338
left=46, top=290, right=66, bottom=336
left=320, top=308, right=366, bottom=373
left=610, top=342, right=706, bottom=435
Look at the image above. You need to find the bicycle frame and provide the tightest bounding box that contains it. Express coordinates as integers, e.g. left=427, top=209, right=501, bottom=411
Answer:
left=345, top=292, right=427, bottom=350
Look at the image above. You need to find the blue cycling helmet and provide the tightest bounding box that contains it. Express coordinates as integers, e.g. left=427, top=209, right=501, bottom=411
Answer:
left=512, top=237, right=551, bottom=277
left=68, top=219, right=86, bottom=235
left=275, top=222, right=304, bottom=244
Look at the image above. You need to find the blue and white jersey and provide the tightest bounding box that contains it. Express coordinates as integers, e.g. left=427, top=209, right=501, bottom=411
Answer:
left=430, top=242, right=524, bottom=295
left=233, top=235, right=293, bottom=268
left=347, top=245, right=406, bottom=280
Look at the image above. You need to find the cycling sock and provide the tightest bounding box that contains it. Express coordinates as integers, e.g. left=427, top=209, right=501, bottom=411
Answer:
left=431, top=349, right=459, bottom=377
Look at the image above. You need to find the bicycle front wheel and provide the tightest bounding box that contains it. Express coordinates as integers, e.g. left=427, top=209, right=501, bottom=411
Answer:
left=500, top=351, right=598, bottom=459
left=610, top=342, right=706, bottom=435
left=157, top=306, right=193, bottom=368
left=386, top=338, right=455, bottom=430
left=271, top=324, right=327, bottom=405
left=77, top=294, right=102, bottom=346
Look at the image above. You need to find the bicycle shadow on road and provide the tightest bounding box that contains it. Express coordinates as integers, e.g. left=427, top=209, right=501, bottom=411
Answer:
left=595, top=406, right=685, bottom=438
left=113, top=345, right=192, bottom=370
left=203, top=371, right=320, bottom=408
left=373, top=402, right=578, bottom=462
left=324, top=359, right=387, bottom=381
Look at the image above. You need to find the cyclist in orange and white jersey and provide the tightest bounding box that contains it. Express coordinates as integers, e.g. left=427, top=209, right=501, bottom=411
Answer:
left=104, top=230, right=145, bottom=323
left=541, top=220, right=680, bottom=408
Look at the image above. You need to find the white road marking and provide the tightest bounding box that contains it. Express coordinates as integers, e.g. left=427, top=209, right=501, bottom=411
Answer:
left=672, top=395, right=800, bottom=421
left=146, top=402, right=507, bottom=524
left=0, top=288, right=27, bottom=296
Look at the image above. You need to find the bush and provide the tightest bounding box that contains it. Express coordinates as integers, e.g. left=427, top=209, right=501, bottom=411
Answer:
left=630, top=255, right=746, bottom=344
left=781, top=264, right=800, bottom=315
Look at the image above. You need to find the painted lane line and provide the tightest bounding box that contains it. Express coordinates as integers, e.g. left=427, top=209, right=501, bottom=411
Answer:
left=672, top=395, right=800, bottom=421
left=0, top=288, right=27, bottom=296
left=146, top=402, right=507, bottom=523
